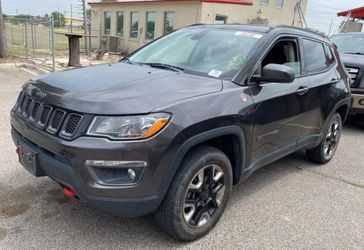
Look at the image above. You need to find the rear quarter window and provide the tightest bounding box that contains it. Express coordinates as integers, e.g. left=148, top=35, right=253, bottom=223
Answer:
left=302, top=39, right=327, bottom=73
left=324, top=45, right=336, bottom=66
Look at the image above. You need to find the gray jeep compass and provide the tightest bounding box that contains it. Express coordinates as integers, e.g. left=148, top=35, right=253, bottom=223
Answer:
left=11, top=25, right=351, bottom=241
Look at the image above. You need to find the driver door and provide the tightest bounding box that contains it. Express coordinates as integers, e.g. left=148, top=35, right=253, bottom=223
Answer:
left=249, top=38, right=309, bottom=164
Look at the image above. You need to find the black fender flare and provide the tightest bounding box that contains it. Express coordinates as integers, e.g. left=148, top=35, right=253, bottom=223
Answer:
left=311, top=96, right=351, bottom=148
left=325, top=97, right=351, bottom=130
left=158, top=125, right=247, bottom=195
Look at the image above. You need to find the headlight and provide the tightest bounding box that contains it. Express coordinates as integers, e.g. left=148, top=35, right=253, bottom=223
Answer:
left=87, top=113, right=171, bottom=139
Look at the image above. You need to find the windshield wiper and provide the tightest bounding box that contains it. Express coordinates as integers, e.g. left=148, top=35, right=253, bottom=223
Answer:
left=344, top=52, right=364, bottom=55
left=142, top=62, right=184, bottom=72
left=122, top=57, right=139, bottom=65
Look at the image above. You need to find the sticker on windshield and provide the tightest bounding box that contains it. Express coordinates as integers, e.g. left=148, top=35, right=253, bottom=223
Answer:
left=208, top=70, right=222, bottom=78
left=234, top=31, right=263, bottom=39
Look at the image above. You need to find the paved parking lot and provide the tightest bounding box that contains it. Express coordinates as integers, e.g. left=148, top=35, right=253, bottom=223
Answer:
left=0, top=64, right=363, bottom=249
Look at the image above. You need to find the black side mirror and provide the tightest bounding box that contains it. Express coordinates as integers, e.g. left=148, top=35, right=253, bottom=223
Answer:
left=252, top=64, right=295, bottom=84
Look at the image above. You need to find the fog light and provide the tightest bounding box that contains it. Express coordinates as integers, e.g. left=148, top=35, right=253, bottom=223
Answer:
left=359, top=99, right=364, bottom=106
left=128, top=168, right=136, bottom=180
left=85, top=160, right=145, bottom=185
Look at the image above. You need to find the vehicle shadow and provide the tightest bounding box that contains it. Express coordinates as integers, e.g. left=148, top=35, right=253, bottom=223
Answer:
left=345, top=115, right=364, bottom=130
left=30, top=152, right=313, bottom=246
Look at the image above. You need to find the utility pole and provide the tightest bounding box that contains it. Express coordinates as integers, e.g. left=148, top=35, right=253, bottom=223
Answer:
left=0, top=0, right=7, bottom=58
left=82, top=0, right=89, bottom=55
left=70, top=4, right=73, bottom=33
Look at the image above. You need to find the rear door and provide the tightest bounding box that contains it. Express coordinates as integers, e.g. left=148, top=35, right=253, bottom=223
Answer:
left=298, top=38, right=339, bottom=142
left=249, top=37, right=309, bottom=164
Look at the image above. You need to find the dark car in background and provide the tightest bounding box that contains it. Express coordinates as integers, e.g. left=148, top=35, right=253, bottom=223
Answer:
left=11, top=25, right=351, bottom=241
left=330, top=32, right=364, bottom=115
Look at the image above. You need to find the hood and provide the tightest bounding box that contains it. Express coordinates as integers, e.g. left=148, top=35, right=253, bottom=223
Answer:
left=23, top=63, right=223, bottom=114
left=339, top=53, right=364, bottom=67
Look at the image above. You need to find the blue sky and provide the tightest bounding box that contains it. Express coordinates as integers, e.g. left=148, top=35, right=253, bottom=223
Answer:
left=2, top=0, right=364, bottom=34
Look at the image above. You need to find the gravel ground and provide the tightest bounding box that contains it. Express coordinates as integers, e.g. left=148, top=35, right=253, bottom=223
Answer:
left=0, top=64, right=363, bottom=249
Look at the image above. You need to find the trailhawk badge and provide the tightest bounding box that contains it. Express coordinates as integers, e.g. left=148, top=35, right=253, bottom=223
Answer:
left=34, top=89, right=47, bottom=99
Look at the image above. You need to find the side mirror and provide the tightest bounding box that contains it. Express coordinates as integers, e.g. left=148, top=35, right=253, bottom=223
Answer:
left=252, top=64, right=296, bottom=84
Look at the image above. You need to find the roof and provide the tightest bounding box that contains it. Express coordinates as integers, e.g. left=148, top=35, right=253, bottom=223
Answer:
left=337, top=6, right=364, bottom=19
left=89, top=0, right=253, bottom=6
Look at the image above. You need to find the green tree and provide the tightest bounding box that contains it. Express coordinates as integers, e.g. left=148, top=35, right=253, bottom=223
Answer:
left=10, top=14, right=33, bottom=24
left=51, top=11, right=65, bottom=28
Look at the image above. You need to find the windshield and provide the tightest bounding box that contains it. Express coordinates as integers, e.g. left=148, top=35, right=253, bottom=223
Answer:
left=330, top=34, right=364, bottom=55
left=128, top=28, right=263, bottom=79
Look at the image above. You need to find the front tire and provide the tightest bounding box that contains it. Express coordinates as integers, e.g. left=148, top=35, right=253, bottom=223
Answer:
left=307, top=113, right=342, bottom=164
left=154, top=145, right=232, bottom=241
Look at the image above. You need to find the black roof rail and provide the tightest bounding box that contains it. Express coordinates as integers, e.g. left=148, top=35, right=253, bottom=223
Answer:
left=273, top=25, right=327, bottom=38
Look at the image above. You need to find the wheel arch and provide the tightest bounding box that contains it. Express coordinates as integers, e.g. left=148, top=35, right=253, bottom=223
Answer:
left=159, top=126, right=247, bottom=195
left=336, top=103, right=349, bottom=123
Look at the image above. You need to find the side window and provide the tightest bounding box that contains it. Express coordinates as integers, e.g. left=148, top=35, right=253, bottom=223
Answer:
left=164, top=12, right=175, bottom=35
left=104, top=12, right=111, bottom=35
left=261, top=40, right=301, bottom=76
left=324, top=45, right=336, bottom=66
left=302, top=39, right=327, bottom=73
left=130, top=11, right=139, bottom=38
left=116, top=12, right=124, bottom=37
left=145, top=12, right=156, bottom=40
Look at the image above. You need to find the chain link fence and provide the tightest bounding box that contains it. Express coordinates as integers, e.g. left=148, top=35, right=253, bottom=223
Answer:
left=4, top=15, right=87, bottom=71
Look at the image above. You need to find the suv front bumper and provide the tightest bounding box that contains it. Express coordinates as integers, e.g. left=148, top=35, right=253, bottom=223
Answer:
left=10, top=112, right=181, bottom=217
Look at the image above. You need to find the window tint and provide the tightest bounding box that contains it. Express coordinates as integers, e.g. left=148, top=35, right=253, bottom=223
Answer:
left=104, top=12, right=111, bottom=35
left=302, top=39, right=327, bottom=73
left=116, top=12, right=124, bottom=36
left=324, top=45, right=335, bottom=66
left=164, top=12, right=175, bottom=35
left=262, top=40, right=301, bottom=75
left=130, top=12, right=139, bottom=38
left=146, top=12, right=156, bottom=40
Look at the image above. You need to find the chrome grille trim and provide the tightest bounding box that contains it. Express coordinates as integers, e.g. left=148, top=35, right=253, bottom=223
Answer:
left=60, top=113, right=84, bottom=138
left=346, top=67, right=360, bottom=87
left=46, top=109, right=67, bottom=134
left=13, top=92, right=84, bottom=139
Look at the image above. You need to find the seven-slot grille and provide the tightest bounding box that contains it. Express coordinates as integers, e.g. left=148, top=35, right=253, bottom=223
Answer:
left=346, top=67, right=360, bottom=87
left=14, top=92, right=83, bottom=138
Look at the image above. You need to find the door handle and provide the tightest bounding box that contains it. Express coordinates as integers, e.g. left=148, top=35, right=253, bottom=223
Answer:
left=296, top=86, right=309, bottom=95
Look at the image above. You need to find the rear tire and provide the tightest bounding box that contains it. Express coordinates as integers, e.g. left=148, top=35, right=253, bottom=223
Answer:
left=307, top=113, right=342, bottom=164
left=154, top=145, right=232, bottom=242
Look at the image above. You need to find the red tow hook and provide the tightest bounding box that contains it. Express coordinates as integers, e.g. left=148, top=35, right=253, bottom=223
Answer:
left=63, top=187, right=76, bottom=198
left=16, top=147, right=19, bottom=155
